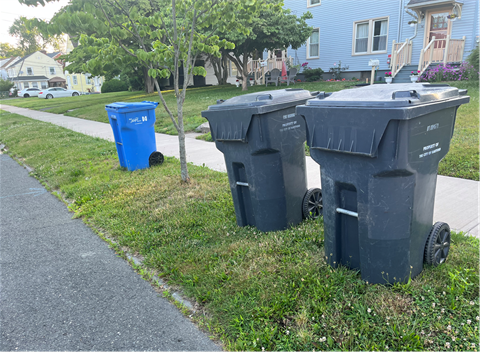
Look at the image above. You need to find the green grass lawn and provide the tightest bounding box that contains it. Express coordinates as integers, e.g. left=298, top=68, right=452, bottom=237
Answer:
left=1, top=110, right=478, bottom=351
left=3, top=81, right=478, bottom=180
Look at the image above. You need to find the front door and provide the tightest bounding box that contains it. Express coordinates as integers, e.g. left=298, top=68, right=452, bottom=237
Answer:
left=425, top=9, right=451, bottom=62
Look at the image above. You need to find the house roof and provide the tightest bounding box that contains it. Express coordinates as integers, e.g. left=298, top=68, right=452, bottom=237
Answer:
left=49, top=76, right=66, bottom=82
left=47, top=51, right=63, bottom=58
left=407, top=0, right=462, bottom=6
left=12, top=75, right=49, bottom=81
left=0, top=57, right=18, bottom=69
left=10, top=53, right=35, bottom=67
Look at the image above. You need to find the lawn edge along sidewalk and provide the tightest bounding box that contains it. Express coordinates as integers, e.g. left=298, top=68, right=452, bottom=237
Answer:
left=1, top=104, right=478, bottom=237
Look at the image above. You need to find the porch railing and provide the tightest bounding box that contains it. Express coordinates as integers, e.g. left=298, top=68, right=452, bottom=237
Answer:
left=418, top=36, right=466, bottom=74
left=390, top=39, right=413, bottom=77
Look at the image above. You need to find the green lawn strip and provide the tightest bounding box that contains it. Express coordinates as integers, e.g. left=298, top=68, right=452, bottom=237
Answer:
left=1, top=110, right=478, bottom=351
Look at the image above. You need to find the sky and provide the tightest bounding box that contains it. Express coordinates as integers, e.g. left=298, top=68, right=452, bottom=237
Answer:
left=0, top=0, right=71, bottom=48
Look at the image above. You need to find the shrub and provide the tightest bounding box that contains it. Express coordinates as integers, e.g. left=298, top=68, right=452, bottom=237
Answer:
left=0, top=78, right=14, bottom=91
left=101, top=79, right=129, bottom=93
left=467, top=44, right=479, bottom=73
left=419, top=62, right=479, bottom=82
left=304, top=68, right=324, bottom=82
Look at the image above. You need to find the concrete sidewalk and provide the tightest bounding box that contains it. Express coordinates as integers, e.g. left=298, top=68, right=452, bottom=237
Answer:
left=0, top=153, right=221, bottom=351
left=1, top=104, right=478, bottom=237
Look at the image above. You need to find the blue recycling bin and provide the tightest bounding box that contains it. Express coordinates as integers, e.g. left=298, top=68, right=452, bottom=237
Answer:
left=105, top=101, right=164, bottom=171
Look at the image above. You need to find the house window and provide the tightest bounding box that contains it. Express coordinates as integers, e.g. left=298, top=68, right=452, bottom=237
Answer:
left=86, top=76, right=92, bottom=85
left=32, top=82, right=38, bottom=88
left=49, top=67, right=56, bottom=75
left=27, top=67, right=33, bottom=75
left=73, top=75, right=78, bottom=85
left=353, top=18, right=388, bottom=55
left=307, top=28, right=320, bottom=58
left=41, top=81, right=47, bottom=89
left=307, top=0, right=321, bottom=7
left=24, top=82, right=29, bottom=88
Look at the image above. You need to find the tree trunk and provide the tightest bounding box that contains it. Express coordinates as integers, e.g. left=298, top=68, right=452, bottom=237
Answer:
left=177, top=96, right=189, bottom=182
left=221, top=54, right=229, bottom=84
left=242, top=51, right=248, bottom=91
left=143, top=67, right=155, bottom=93
left=209, top=53, right=230, bottom=85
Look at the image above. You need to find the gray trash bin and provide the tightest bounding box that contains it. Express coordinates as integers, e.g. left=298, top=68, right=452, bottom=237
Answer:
left=296, top=84, right=470, bottom=284
left=202, top=88, right=321, bottom=232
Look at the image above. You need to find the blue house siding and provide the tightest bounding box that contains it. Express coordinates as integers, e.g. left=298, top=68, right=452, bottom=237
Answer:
left=283, top=0, right=479, bottom=75
left=400, top=0, right=480, bottom=67
left=284, top=0, right=401, bottom=73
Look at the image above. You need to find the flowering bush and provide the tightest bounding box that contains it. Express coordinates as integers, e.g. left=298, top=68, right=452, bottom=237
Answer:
left=419, top=62, right=479, bottom=82
left=301, top=62, right=310, bottom=71
left=385, top=72, right=392, bottom=77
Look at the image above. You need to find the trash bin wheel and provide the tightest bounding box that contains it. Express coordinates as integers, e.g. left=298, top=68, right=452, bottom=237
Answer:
left=149, top=151, right=164, bottom=167
left=302, top=188, right=323, bottom=219
left=424, top=222, right=451, bottom=266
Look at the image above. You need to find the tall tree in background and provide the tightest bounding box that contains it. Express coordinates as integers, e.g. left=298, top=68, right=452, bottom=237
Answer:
left=9, top=16, right=64, bottom=55
left=222, top=0, right=313, bottom=91
left=0, top=43, right=25, bottom=58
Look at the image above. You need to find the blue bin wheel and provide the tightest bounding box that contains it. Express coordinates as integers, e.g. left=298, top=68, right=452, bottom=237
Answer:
left=303, top=188, right=323, bottom=219
left=149, top=151, right=164, bottom=167
left=424, top=222, right=451, bottom=266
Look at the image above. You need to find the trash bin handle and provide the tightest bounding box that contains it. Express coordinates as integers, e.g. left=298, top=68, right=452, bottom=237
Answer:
left=458, top=89, right=468, bottom=96
left=391, top=90, right=419, bottom=100
left=217, top=99, right=225, bottom=104
left=316, top=91, right=333, bottom=99
left=256, top=94, right=273, bottom=101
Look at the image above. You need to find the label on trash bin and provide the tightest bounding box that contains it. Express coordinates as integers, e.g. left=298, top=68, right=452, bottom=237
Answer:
left=128, top=115, right=148, bottom=125
left=419, top=142, right=441, bottom=158
left=280, top=120, right=301, bottom=132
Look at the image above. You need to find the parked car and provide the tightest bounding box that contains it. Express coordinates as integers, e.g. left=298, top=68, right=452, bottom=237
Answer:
left=18, top=88, right=42, bottom=98
left=38, top=87, right=80, bottom=99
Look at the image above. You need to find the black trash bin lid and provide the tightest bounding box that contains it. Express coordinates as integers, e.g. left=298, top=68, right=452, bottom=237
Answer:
left=207, top=88, right=315, bottom=112
left=305, top=83, right=467, bottom=108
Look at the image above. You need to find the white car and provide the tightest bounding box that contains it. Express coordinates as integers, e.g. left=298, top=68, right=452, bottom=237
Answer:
left=38, top=87, right=80, bottom=99
left=18, top=88, right=42, bottom=98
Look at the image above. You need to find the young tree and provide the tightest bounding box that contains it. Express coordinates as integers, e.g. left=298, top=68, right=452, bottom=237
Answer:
left=222, top=0, right=312, bottom=91
left=80, top=0, right=258, bottom=181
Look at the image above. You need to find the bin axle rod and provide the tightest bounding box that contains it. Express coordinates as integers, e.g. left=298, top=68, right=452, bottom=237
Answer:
left=236, top=182, right=249, bottom=187
left=336, top=208, right=358, bottom=218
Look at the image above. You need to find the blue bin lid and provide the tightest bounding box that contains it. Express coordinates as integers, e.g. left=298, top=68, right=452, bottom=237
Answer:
left=305, top=83, right=468, bottom=108
left=105, top=101, right=159, bottom=113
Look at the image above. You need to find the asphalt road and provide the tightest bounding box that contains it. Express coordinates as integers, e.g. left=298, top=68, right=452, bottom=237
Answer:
left=0, top=154, right=221, bottom=351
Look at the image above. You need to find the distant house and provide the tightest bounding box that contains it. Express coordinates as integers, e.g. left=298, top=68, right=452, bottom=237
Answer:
left=0, top=56, right=21, bottom=80
left=280, top=0, right=479, bottom=81
left=7, top=50, right=67, bottom=90
left=65, top=71, right=104, bottom=93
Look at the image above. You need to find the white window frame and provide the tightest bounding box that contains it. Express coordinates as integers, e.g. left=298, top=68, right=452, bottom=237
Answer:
left=32, top=82, right=38, bottom=88
left=41, top=81, right=48, bottom=89
left=24, top=82, right=29, bottom=88
left=307, top=28, right=320, bottom=59
left=49, top=67, right=56, bottom=75
left=86, top=76, right=92, bottom=85
left=307, top=0, right=321, bottom=8
left=26, top=67, right=34, bottom=75
left=352, top=16, right=389, bottom=56
left=73, top=75, right=78, bottom=85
